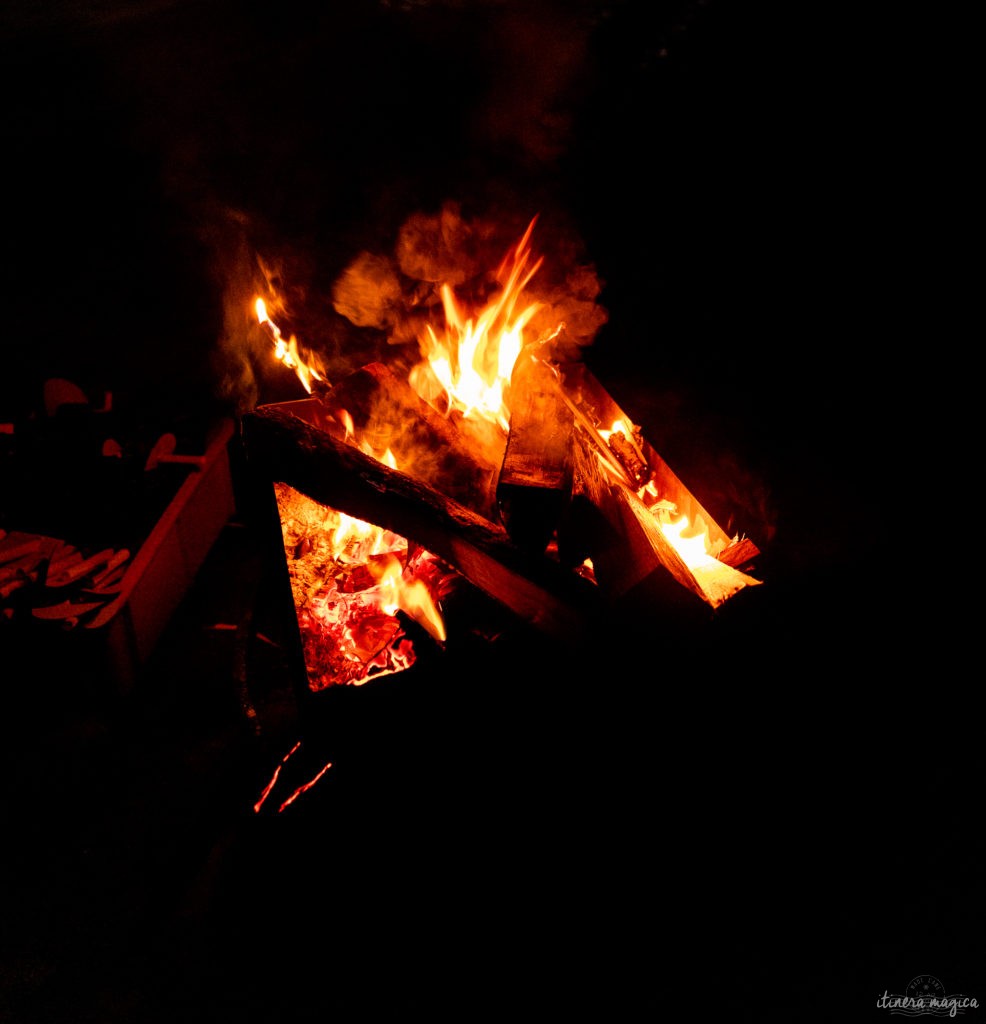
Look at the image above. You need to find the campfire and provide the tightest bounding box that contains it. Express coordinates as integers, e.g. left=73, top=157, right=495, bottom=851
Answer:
left=239, top=208, right=763, bottom=695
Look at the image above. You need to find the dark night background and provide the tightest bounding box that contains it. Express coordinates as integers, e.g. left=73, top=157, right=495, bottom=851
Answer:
left=1, top=1, right=978, bottom=1021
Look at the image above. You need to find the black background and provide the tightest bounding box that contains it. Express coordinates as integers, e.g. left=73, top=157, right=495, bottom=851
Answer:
left=1, top=1, right=979, bottom=1020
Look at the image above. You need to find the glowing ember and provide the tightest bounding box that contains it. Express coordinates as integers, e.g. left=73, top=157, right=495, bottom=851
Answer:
left=599, top=418, right=634, bottom=442
left=254, top=291, right=455, bottom=687
left=275, top=482, right=454, bottom=689
left=409, top=218, right=546, bottom=430
left=254, top=740, right=302, bottom=813
left=255, top=297, right=328, bottom=394
left=277, top=758, right=334, bottom=813
left=253, top=741, right=334, bottom=813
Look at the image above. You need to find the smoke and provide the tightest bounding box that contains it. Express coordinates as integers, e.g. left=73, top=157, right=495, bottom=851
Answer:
left=330, top=199, right=608, bottom=371
left=39, top=0, right=616, bottom=415
left=1, top=0, right=705, bottom=417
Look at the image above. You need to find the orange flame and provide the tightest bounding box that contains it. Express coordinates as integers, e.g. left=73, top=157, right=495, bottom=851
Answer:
left=275, top=471, right=453, bottom=689
left=600, top=418, right=635, bottom=443
left=255, top=297, right=328, bottom=394
left=409, top=218, right=545, bottom=430
left=316, top=504, right=448, bottom=648
left=658, top=514, right=718, bottom=569
left=369, top=553, right=447, bottom=643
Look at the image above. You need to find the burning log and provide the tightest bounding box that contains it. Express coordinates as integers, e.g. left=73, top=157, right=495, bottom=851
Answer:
left=243, top=400, right=605, bottom=645
left=496, top=341, right=574, bottom=553
left=615, top=485, right=761, bottom=610
left=317, top=361, right=502, bottom=520
left=557, top=366, right=762, bottom=611
left=560, top=364, right=752, bottom=555
left=561, top=428, right=761, bottom=614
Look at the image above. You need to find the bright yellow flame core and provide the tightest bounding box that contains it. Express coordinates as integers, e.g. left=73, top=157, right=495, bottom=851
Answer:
left=371, top=555, right=447, bottom=643
left=322, top=493, right=447, bottom=646
left=659, top=515, right=718, bottom=568
left=410, top=220, right=544, bottom=430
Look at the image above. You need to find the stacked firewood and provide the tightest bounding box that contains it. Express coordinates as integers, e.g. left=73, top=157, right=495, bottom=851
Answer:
left=244, top=347, right=763, bottom=651
left=0, top=528, right=130, bottom=628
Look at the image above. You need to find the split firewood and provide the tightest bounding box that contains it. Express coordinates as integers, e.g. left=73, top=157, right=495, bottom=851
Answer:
left=0, top=525, right=132, bottom=625
left=715, top=536, right=760, bottom=572
left=0, top=576, right=29, bottom=600
left=0, top=534, right=76, bottom=594
left=0, top=542, right=41, bottom=567
left=560, top=426, right=760, bottom=611
left=45, top=548, right=118, bottom=589
left=0, top=553, right=44, bottom=584
left=614, top=485, right=761, bottom=609
left=90, top=553, right=130, bottom=589
left=316, top=361, right=502, bottom=520
left=496, top=342, right=574, bottom=553
left=244, top=401, right=604, bottom=644
left=32, top=599, right=104, bottom=624
left=45, top=548, right=84, bottom=580
left=560, top=362, right=754, bottom=560
left=0, top=534, right=53, bottom=567
left=559, top=427, right=666, bottom=597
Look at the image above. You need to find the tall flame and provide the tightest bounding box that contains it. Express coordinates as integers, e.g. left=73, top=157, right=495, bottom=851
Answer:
left=255, top=297, right=328, bottom=394
left=409, top=219, right=545, bottom=430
